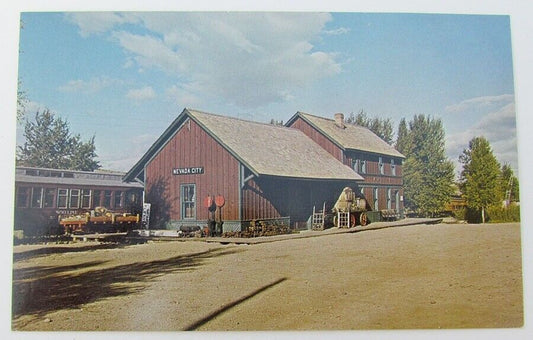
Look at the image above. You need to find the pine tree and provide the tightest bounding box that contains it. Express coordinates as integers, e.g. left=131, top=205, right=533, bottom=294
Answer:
left=501, top=164, right=519, bottom=203
left=17, top=109, right=101, bottom=171
left=459, top=136, right=503, bottom=223
left=399, top=115, right=455, bottom=217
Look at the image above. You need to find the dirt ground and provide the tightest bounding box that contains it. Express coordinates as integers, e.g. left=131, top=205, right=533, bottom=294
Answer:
left=11, top=222, right=523, bottom=331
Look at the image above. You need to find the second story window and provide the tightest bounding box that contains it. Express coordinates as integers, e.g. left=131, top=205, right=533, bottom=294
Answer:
left=352, top=159, right=360, bottom=173
left=379, top=157, right=384, bottom=175
left=391, top=159, right=396, bottom=176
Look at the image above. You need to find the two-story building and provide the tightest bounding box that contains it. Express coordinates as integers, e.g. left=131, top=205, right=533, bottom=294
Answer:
left=286, top=112, right=405, bottom=214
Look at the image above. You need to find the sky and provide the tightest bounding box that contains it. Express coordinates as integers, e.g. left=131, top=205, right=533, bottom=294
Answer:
left=14, top=11, right=519, bottom=176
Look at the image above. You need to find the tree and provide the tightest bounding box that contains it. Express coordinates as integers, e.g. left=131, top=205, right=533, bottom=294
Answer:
left=17, top=80, right=28, bottom=123
left=346, top=110, right=394, bottom=144
left=398, top=115, right=455, bottom=217
left=501, top=164, right=520, bottom=203
left=459, top=136, right=502, bottom=223
left=17, top=109, right=101, bottom=171
left=395, top=117, right=409, bottom=154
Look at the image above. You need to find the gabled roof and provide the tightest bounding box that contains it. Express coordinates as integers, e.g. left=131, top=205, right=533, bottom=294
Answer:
left=124, top=108, right=363, bottom=183
left=286, top=112, right=405, bottom=159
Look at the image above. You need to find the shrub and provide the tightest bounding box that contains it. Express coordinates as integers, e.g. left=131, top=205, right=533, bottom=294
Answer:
left=486, top=205, right=521, bottom=223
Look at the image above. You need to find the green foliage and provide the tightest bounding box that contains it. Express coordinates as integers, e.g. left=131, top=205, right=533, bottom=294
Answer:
left=459, top=136, right=503, bottom=223
left=455, top=204, right=520, bottom=223
left=397, top=114, right=455, bottom=217
left=16, top=109, right=101, bottom=171
left=17, top=80, right=28, bottom=123
left=501, top=164, right=520, bottom=203
left=346, top=110, right=394, bottom=144
left=486, top=205, right=521, bottom=223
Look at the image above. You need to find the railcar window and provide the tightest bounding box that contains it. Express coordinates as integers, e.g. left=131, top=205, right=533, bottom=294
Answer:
left=114, top=191, right=123, bottom=208
left=81, top=189, right=91, bottom=208
left=70, top=189, right=80, bottom=208
left=58, top=189, right=68, bottom=208
left=104, top=190, right=112, bottom=208
left=93, top=190, right=101, bottom=207
left=31, top=187, right=43, bottom=208
left=44, top=188, right=55, bottom=208
left=16, top=187, right=30, bottom=208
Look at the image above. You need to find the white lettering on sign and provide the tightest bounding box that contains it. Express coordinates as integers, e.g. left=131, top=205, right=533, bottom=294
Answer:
left=172, top=167, right=204, bottom=175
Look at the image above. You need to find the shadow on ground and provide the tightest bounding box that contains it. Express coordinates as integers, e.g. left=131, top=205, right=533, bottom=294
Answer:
left=12, top=247, right=243, bottom=322
left=13, top=243, right=129, bottom=262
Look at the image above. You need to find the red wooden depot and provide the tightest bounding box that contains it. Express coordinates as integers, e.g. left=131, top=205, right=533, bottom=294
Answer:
left=124, top=108, right=403, bottom=232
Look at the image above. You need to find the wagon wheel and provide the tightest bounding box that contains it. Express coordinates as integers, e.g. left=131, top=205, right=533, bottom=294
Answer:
left=359, top=212, right=368, bottom=226
left=350, top=214, right=357, bottom=228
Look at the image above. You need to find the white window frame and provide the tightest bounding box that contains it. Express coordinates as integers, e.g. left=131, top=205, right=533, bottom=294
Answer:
left=181, top=184, right=196, bottom=220
left=69, top=189, right=80, bottom=209
left=58, top=189, right=69, bottom=209
left=31, top=187, right=43, bottom=208
left=81, top=189, right=92, bottom=209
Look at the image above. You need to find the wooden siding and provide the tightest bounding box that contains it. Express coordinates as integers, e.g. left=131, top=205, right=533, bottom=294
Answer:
left=288, top=117, right=344, bottom=161
left=243, top=176, right=355, bottom=223
left=145, top=118, right=240, bottom=222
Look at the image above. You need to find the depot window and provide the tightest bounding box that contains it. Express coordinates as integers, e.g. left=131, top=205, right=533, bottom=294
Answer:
left=181, top=184, right=196, bottom=219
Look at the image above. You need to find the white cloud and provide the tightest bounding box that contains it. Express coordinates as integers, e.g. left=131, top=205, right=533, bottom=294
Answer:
left=65, top=12, right=140, bottom=37
left=323, top=27, right=350, bottom=35
left=446, top=102, right=519, bottom=175
left=58, top=76, right=120, bottom=93
left=444, top=94, right=514, bottom=113
left=68, top=12, right=341, bottom=108
left=126, top=86, right=156, bottom=101
left=165, top=84, right=200, bottom=108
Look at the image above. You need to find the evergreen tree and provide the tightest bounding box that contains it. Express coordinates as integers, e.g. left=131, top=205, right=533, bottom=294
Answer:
left=399, top=115, right=455, bottom=217
left=17, top=109, right=101, bottom=171
left=459, top=136, right=503, bottom=223
left=501, top=164, right=520, bottom=203
left=395, top=118, right=409, bottom=154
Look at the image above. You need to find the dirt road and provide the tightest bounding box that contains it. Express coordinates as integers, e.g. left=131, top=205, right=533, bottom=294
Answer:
left=11, top=222, right=523, bottom=331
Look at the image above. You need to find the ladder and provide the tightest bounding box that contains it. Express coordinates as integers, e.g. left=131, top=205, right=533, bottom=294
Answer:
left=312, top=202, right=326, bottom=230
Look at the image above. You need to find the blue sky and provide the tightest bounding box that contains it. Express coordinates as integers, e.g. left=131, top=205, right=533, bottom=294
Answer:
left=16, top=11, right=518, bottom=175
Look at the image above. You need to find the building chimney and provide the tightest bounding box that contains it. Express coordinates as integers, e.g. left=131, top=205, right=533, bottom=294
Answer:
left=334, top=113, right=345, bottom=128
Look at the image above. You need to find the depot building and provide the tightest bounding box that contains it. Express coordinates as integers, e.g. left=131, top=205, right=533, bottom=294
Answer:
left=124, top=108, right=403, bottom=231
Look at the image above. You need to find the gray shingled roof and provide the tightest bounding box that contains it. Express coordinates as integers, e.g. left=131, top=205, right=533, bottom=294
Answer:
left=291, top=112, right=405, bottom=158
left=187, top=109, right=363, bottom=181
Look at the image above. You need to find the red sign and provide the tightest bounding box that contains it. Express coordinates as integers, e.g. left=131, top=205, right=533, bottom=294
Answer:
left=204, top=196, right=214, bottom=208
left=215, top=195, right=225, bottom=207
